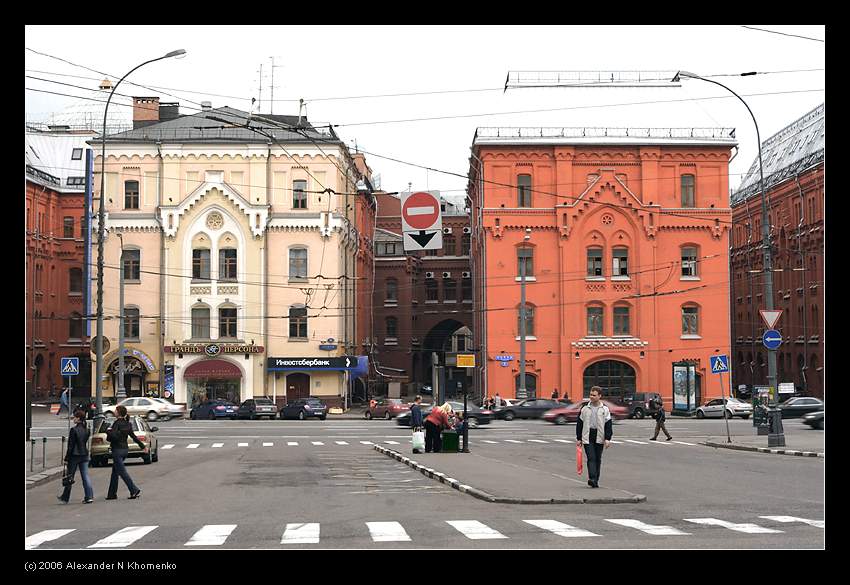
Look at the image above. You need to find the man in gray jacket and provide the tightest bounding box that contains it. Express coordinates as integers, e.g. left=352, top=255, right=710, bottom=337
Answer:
left=575, top=386, right=613, bottom=488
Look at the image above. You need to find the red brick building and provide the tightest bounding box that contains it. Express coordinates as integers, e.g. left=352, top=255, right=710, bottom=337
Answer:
left=25, top=129, right=93, bottom=401
left=371, top=193, right=473, bottom=399
left=730, top=103, right=824, bottom=398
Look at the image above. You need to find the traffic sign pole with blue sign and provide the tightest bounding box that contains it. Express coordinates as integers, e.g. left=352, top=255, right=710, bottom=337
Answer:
left=60, top=358, right=79, bottom=429
left=762, top=329, right=782, bottom=350
left=710, top=355, right=732, bottom=442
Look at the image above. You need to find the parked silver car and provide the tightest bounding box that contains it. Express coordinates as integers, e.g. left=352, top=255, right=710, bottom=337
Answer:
left=150, top=398, right=186, bottom=419
left=103, top=397, right=172, bottom=422
left=696, top=397, right=753, bottom=419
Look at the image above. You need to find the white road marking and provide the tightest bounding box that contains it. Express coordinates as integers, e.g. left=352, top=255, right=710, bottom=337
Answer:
left=625, top=439, right=648, bottom=445
left=185, top=524, right=237, bottom=546
left=238, top=443, right=249, bottom=447
left=366, top=522, right=412, bottom=542
left=186, top=444, right=200, bottom=449
left=553, top=439, right=572, bottom=443
left=26, top=529, right=75, bottom=549
left=162, top=444, right=175, bottom=449
left=447, top=520, right=508, bottom=540
left=505, top=440, right=523, bottom=444
left=263, top=442, right=274, bottom=447
left=524, top=520, right=600, bottom=538
left=760, top=516, right=824, bottom=529
left=211, top=443, right=224, bottom=448
left=360, top=441, right=374, bottom=445
left=281, top=523, right=320, bottom=544
left=482, top=440, right=499, bottom=444
left=683, top=518, right=783, bottom=534
left=335, top=441, right=349, bottom=445
left=673, top=441, right=697, bottom=446
left=88, top=526, right=158, bottom=548
left=605, top=519, right=690, bottom=536
left=385, top=441, right=400, bottom=445
left=528, top=439, right=548, bottom=443
left=287, top=442, right=299, bottom=446
left=610, top=440, right=624, bottom=444
left=311, top=441, right=325, bottom=446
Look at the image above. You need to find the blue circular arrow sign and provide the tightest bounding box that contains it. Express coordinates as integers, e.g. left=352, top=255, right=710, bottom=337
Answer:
left=762, top=329, right=782, bottom=350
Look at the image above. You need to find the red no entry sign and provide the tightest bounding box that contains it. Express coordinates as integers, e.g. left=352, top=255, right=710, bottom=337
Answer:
left=402, top=192, right=440, bottom=230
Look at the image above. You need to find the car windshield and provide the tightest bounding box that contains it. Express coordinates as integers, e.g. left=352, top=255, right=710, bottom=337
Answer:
left=307, top=400, right=324, bottom=406
left=255, top=399, right=273, bottom=405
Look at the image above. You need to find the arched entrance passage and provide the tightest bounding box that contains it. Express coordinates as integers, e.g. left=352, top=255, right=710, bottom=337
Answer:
left=421, top=319, right=472, bottom=399
left=583, top=360, right=636, bottom=400
left=184, top=359, right=242, bottom=407
left=286, top=373, right=310, bottom=401
left=515, top=373, right=537, bottom=400
left=109, top=356, right=148, bottom=398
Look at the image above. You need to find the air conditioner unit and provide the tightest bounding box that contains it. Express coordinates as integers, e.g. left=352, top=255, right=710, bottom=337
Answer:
left=462, top=227, right=471, bottom=234
left=462, top=271, right=471, bottom=278
left=442, top=272, right=452, bottom=279
left=425, top=272, right=435, bottom=278
left=443, top=227, right=452, bottom=234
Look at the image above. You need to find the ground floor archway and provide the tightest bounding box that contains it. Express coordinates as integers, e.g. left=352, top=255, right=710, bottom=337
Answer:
left=582, top=360, right=636, bottom=400
left=184, top=358, right=243, bottom=407
left=286, top=373, right=311, bottom=401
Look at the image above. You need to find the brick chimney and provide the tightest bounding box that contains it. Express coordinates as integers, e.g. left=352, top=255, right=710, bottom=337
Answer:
left=133, top=97, right=160, bottom=129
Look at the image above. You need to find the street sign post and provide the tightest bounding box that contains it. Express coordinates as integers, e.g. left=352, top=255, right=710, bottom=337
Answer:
left=759, top=309, right=783, bottom=330
left=60, top=358, right=79, bottom=430
left=762, top=329, right=782, bottom=350
left=457, top=354, right=476, bottom=368
left=710, top=355, right=732, bottom=443
left=401, top=191, right=443, bottom=251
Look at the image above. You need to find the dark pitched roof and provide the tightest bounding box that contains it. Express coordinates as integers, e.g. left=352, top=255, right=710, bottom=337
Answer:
left=96, top=106, right=340, bottom=145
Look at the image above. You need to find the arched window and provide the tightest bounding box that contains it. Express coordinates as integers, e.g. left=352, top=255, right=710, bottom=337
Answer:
left=681, top=174, right=695, bottom=207
left=682, top=304, right=699, bottom=335
left=517, top=174, right=532, bottom=207
left=289, top=248, right=308, bottom=280
left=219, top=306, right=237, bottom=339
left=289, top=305, right=307, bottom=339
left=191, top=306, right=210, bottom=339
left=124, top=307, right=140, bottom=340
left=517, top=303, right=534, bottom=337
left=122, top=249, right=140, bottom=281
left=193, top=248, right=211, bottom=280
left=386, top=278, right=398, bottom=302
left=587, top=305, right=604, bottom=336
left=517, top=247, right=533, bottom=277
left=681, top=245, right=699, bottom=277
left=386, top=316, right=398, bottom=338
left=613, top=305, right=630, bottom=336
left=69, top=268, right=82, bottom=294
left=69, top=312, right=83, bottom=340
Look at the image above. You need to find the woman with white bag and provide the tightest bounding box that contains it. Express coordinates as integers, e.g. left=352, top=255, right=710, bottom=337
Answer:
left=410, top=396, right=425, bottom=453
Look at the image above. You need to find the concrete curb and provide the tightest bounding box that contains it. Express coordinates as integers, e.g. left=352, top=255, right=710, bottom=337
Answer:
left=373, top=445, right=646, bottom=504
left=26, top=466, right=65, bottom=490
left=703, top=441, right=824, bottom=458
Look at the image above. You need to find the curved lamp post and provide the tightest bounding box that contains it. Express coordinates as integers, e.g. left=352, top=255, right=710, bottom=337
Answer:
left=672, top=70, right=784, bottom=447
left=94, top=50, right=186, bottom=415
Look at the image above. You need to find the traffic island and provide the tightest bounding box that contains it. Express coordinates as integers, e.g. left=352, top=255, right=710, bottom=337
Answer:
left=373, top=445, right=646, bottom=504
left=703, top=441, right=824, bottom=458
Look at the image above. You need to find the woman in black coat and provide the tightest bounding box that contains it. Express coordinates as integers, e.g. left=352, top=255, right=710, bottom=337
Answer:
left=58, top=409, right=94, bottom=504
left=105, top=405, right=146, bottom=500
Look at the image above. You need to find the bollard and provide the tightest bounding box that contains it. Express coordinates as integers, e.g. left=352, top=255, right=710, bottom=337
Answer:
left=30, top=439, right=35, bottom=472
left=42, top=437, right=47, bottom=470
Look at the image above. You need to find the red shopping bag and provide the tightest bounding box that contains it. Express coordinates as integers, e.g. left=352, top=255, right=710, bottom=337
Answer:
left=576, top=443, right=583, bottom=475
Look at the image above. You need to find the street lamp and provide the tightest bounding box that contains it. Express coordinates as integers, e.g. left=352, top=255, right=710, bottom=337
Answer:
left=672, top=70, right=785, bottom=447
left=116, top=231, right=125, bottom=401
left=94, top=50, right=186, bottom=415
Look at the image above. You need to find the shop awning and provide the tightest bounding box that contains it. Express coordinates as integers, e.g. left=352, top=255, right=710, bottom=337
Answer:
left=184, top=359, right=242, bottom=379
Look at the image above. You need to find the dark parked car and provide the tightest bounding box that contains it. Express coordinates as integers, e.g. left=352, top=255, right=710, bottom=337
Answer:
left=280, top=397, right=328, bottom=420
left=621, top=392, right=662, bottom=419
left=495, top=398, right=565, bottom=421
left=396, top=401, right=492, bottom=428
left=237, top=397, right=278, bottom=420
left=779, top=397, right=824, bottom=419
left=802, top=410, right=824, bottom=430
left=190, top=400, right=239, bottom=420
left=365, top=398, right=410, bottom=420
left=542, top=399, right=629, bottom=425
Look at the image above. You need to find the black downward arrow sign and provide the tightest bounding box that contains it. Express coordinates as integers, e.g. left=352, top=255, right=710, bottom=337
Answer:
left=410, top=230, right=436, bottom=248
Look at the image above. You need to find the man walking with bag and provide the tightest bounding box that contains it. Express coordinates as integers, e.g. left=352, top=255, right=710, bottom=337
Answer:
left=575, top=386, right=612, bottom=488
left=650, top=397, right=672, bottom=441
left=411, top=395, right=425, bottom=454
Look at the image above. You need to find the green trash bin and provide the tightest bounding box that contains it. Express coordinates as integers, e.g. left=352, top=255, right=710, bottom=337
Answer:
left=441, top=430, right=459, bottom=453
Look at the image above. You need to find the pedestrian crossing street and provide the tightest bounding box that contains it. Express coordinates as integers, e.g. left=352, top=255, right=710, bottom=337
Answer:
left=26, top=515, right=823, bottom=549
left=155, top=437, right=701, bottom=451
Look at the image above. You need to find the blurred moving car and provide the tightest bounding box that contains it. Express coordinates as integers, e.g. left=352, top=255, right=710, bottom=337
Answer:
left=237, top=397, right=278, bottom=420
left=802, top=410, right=824, bottom=430
left=365, top=398, right=410, bottom=420
left=396, top=401, right=492, bottom=428
left=695, top=397, right=753, bottom=419
left=280, top=397, right=328, bottom=420
left=779, top=397, right=824, bottom=419
left=90, top=415, right=159, bottom=466
left=542, top=399, right=628, bottom=425
left=150, top=397, right=186, bottom=420
left=420, top=385, right=433, bottom=396
left=190, top=399, right=239, bottom=420
left=495, top=398, right=565, bottom=421
left=621, top=392, right=662, bottom=419
left=103, top=397, right=172, bottom=422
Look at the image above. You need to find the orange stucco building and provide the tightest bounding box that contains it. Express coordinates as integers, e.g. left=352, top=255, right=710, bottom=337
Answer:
left=468, top=127, right=737, bottom=412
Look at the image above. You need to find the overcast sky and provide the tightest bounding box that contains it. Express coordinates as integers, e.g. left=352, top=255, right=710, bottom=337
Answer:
left=25, top=25, right=824, bottom=199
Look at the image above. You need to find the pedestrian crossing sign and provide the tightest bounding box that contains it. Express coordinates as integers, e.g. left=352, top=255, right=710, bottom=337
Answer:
left=60, top=357, right=79, bottom=376
left=710, top=355, right=729, bottom=374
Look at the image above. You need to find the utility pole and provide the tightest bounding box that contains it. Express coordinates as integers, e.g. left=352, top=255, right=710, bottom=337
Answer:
left=257, top=63, right=264, bottom=113
left=116, top=231, right=126, bottom=401
left=269, top=57, right=283, bottom=116
left=519, top=228, right=531, bottom=399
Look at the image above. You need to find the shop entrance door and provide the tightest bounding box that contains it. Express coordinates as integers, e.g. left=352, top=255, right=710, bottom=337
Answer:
left=286, top=373, right=310, bottom=401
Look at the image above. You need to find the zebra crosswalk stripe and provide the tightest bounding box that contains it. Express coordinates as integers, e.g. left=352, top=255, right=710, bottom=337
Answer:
left=683, top=518, right=783, bottom=534
left=482, top=440, right=498, bottom=444
left=88, top=526, right=158, bottom=548
left=281, top=523, right=320, bottom=544
left=366, top=521, right=411, bottom=542
left=505, top=440, right=523, bottom=444
left=335, top=441, right=349, bottom=445
left=186, top=444, right=199, bottom=449
left=605, top=519, right=690, bottom=536
left=312, top=442, right=325, bottom=446
left=211, top=443, right=224, bottom=448
left=553, top=439, right=572, bottom=443
left=524, top=519, right=599, bottom=538
left=385, top=441, right=400, bottom=445
left=185, top=525, right=237, bottom=546
left=360, top=441, right=374, bottom=445
left=287, top=442, right=298, bottom=446
left=528, top=439, right=548, bottom=443
left=759, top=516, right=824, bottom=529
left=26, top=529, right=75, bottom=550
left=625, top=439, right=648, bottom=445
left=447, top=520, right=508, bottom=540
left=238, top=443, right=249, bottom=447
left=673, top=441, right=697, bottom=446
left=610, top=440, right=624, bottom=444
left=162, top=444, right=175, bottom=449
left=263, top=442, right=274, bottom=447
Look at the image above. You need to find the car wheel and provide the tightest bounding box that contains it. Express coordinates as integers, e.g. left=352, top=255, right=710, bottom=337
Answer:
left=725, top=410, right=734, bottom=419
left=208, top=411, right=216, bottom=420
left=320, top=415, right=327, bottom=421
left=555, top=415, right=567, bottom=425
left=634, top=409, right=645, bottom=419
left=142, top=452, right=152, bottom=464
left=696, top=410, right=705, bottom=419
left=365, top=411, right=372, bottom=420
left=741, top=414, right=750, bottom=419
left=815, top=420, right=823, bottom=430
left=385, top=411, right=392, bottom=420
left=468, top=416, right=479, bottom=429
left=152, top=447, right=159, bottom=463
left=147, top=411, right=158, bottom=422
left=504, top=411, right=515, bottom=421
left=299, top=411, right=305, bottom=421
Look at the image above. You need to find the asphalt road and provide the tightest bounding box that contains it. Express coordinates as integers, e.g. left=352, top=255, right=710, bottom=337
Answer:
left=26, top=416, right=824, bottom=549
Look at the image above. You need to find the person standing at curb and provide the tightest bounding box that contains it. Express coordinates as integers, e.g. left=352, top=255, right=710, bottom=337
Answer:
left=551, top=388, right=559, bottom=400
left=650, top=397, right=672, bottom=441
left=411, top=395, right=424, bottom=429
left=576, top=386, right=612, bottom=488
left=424, top=403, right=452, bottom=453
left=57, top=409, right=94, bottom=504
left=105, top=405, right=146, bottom=500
